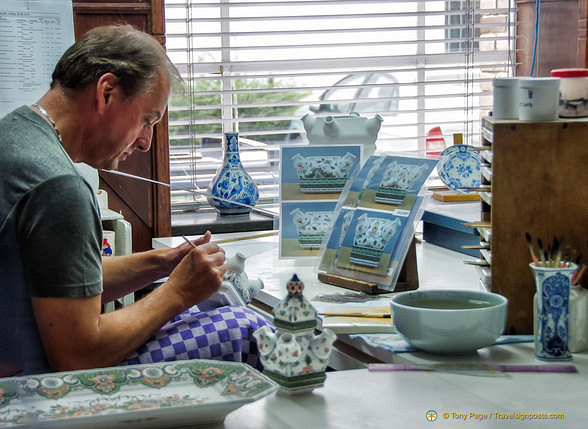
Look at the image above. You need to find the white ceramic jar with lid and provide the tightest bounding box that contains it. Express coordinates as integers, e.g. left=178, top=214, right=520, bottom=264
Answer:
left=492, top=77, right=520, bottom=119
left=519, top=77, right=560, bottom=121
left=550, top=68, right=588, bottom=118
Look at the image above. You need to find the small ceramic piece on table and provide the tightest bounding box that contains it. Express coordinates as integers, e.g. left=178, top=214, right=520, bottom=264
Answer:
left=253, top=274, right=335, bottom=394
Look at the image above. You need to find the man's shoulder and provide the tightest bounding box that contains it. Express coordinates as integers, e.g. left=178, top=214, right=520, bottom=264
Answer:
left=0, top=107, right=77, bottom=182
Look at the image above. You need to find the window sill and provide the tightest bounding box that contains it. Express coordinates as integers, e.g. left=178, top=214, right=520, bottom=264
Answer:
left=171, top=210, right=275, bottom=236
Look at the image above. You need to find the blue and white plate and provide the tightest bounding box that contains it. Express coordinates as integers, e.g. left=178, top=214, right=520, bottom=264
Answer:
left=436, top=145, right=481, bottom=193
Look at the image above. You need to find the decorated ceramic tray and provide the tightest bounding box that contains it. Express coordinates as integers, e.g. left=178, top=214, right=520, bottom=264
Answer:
left=436, top=144, right=481, bottom=193
left=0, top=359, right=278, bottom=428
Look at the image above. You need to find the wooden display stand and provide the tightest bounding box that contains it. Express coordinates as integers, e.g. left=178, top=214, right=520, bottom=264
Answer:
left=318, top=237, right=419, bottom=294
left=479, top=117, right=588, bottom=334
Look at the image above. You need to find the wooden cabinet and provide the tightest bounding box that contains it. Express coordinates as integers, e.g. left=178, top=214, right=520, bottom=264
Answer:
left=479, top=117, right=588, bottom=334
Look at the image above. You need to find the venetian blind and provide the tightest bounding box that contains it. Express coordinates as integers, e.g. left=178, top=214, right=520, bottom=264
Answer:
left=164, top=0, right=517, bottom=212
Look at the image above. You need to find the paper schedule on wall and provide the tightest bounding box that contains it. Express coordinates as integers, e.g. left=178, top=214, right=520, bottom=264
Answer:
left=0, top=0, right=75, bottom=118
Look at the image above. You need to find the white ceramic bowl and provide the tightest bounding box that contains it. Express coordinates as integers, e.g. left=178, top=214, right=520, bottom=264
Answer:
left=390, top=290, right=508, bottom=354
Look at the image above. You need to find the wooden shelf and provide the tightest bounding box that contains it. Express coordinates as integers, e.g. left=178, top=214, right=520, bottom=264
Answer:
left=480, top=116, right=588, bottom=334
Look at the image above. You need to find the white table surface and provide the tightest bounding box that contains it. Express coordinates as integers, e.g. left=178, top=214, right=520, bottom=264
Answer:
left=218, top=346, right=586, bottom=429
left=153, top=231, right=484, bottom=305
left=154, top=232, right=587, bottom=428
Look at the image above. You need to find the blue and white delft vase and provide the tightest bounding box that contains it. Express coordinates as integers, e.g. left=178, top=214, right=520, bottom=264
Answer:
left=530, top=263, right=576, bottom=360
left=207, top=133, right=259, bottom=215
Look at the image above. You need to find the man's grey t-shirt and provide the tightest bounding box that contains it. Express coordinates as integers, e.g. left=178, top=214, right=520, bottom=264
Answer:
left=0, top=106, right=103, bottom=375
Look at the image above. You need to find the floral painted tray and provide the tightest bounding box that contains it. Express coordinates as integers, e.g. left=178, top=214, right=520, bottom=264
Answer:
left=436, top=145, right=481, bottom=193
left=0, top=359, right=278, bottom=428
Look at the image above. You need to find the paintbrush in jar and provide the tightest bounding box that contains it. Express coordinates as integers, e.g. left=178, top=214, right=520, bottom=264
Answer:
left=537, top=238, right=547, bottom=267
left=525, top=232, right=539, bottom=266
left=553, top=235, right=564, bottom=268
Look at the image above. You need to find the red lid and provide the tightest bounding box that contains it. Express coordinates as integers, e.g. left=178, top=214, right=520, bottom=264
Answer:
left=551, top=68, right=588, bottom=78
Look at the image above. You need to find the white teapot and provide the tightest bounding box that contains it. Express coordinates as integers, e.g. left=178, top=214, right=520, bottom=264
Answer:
left=302, top=112, right=383, bottom=159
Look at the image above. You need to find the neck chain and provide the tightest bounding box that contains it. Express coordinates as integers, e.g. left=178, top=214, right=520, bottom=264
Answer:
left=32, top=103, right=63, bottom=144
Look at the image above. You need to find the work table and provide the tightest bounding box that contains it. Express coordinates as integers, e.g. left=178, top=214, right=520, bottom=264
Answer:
left=153, top=231, right=586, bottom=428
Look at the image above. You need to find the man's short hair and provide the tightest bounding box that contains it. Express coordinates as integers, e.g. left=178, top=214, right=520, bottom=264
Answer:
left=51, top=24, right=180, bottom=98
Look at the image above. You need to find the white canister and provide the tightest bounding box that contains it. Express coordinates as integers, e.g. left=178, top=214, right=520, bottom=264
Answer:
left=569, top=285, right=588, bottom=353
left=519, top=77, right=560, bottom=121
left=550, top=68, right=588, bottom=118
left=102, top=230, right=116, bottom=257
left=492, top=77, right=519, bottom=119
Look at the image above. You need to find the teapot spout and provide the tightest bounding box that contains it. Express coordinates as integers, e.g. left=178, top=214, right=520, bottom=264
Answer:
left=323, top=116, right=340, bottom=137
left=226, top=252, right=246, bottom=273
left=310, top=329, right=336, bottom=360
left=252, top=325, right=277, bottom=357
left=366, top=114, right=384, bottom=136
left=247, top=278, right=264, bottom=297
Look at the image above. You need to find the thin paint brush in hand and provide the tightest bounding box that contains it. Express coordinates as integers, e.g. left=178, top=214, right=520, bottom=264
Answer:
left=181, top=235, right=198, bottom=249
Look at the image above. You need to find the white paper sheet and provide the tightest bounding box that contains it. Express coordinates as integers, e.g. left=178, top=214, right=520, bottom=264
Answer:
left=0, top=0, right=74, bottom=118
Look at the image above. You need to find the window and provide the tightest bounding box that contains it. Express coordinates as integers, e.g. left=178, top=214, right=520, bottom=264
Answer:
left=165, top=0, right=517, bottom=214
left=445, top=0, right=481, bottom=53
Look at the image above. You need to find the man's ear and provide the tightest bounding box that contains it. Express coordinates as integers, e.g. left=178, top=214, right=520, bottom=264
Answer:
left=96, top=73, right=119, bottom=114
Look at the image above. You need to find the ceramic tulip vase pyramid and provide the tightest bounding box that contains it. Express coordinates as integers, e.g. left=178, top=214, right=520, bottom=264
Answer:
left=253, top=274, right=335, bottom=394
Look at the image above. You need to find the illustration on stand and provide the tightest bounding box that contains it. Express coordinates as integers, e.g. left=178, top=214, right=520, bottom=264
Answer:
left=334, top=209, right=408, bottom=276
left=289, top=208, right=333, bottom=249
left=348, top=214, right=402, bottom=268
left=280, top=201, right=337, bottom=258
left=342, top=156, right=385, bottom=207
left=357, top=156, right=437, bottom=210
left=280, top=145, right=361, bottom=201
left=375, top=161, right=429, bottom=205
left=291, top=152, right=357, bottom=193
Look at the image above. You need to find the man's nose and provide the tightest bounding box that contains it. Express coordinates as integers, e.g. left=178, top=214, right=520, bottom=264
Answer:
left=135, top=125, right=153, bottom=152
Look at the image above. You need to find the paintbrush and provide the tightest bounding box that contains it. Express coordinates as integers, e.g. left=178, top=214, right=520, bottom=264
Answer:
left=553, top=235, right=564, bottom=268
left=214, top=231, right=278, bottom=244
left=537, top=238, right=547, bottom=267
left=562, top=245, right=575, bottom=267
left=463, top=259, right=490, bottom=267
left=368, top=363, right=577, bottom=375
left=182, top=231, right=279, bottom=246
left=319, top=312, right=392, bottom=319
left=100, top=169, right=278, bottom=218
left=525, top=232, right=539, bottom=266
left=462, top=243, right=490, bottom=250
left=181, top=235, right=198, bottom=249
left=462, top=221, right=492, bottom=228
left=457, top=185, right=491, bottom=192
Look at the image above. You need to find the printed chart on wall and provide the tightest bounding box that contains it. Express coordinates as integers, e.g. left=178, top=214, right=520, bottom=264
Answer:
left=318, top=155, right=438, bottom=290
left=279, top=145, right=361, bottom=258
left=0, top=0, right=75, bottom=118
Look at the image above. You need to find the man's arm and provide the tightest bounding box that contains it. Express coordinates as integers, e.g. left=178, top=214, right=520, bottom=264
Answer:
left=100, top=232, right=213, bottom=303
left=32, top=242, right=227, bottom=371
